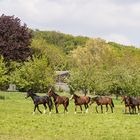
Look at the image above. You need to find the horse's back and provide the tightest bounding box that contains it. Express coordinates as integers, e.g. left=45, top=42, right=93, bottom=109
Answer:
left=56, top=95, right=69, bottom=104
left=97, top=96, right=113, bottom=105
left=77, top=96, right=90, bottom=104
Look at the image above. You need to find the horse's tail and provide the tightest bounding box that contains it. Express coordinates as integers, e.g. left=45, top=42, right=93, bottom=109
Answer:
left=48, top=97, right=54, bottom=110
left=88, top=97, right=93, bottom=105
left=111, top=99, right=114, bottom=108
left=66, top=97, right=69, bottom=107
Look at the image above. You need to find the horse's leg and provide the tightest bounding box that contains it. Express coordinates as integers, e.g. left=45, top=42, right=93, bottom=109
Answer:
left=75, top=105, right=77, bottom=114
left=65, top=106, right=68, bottom=114
left=101, top=105, right=103, bottom=113
left=134, top=106, right=136, bottom=114
left=84, top=104, right=87, bottom=113
left=37, top=105, right=42, bottom=114
left=129, top=106, right=131, bottom=114
left=96, top=105, right=98, bottom=113
left=86, top=104, right=89, bottom=113
left=110, top=104, right=113, bottom=113
left=63, top=104, right=66, bottom=114
left=48, top=104, right=52, bottom=115
left=33, top=105, right=37, bottom=115
left=106, top=104, right=108, bottom=113
left=137, top=105, right=140, bottom=115
left=64, top=102, right=68, bottom=114
left=80, top=105, right=83, bottom=113
left=125, top=105, right=127, bottom=113
left=55, top=103, right=59, bottom=113
left=43, top=104, right=47, bottom=114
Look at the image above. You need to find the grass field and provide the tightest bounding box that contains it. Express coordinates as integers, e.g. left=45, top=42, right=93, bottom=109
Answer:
left=0, top=92, right=140, bottom=140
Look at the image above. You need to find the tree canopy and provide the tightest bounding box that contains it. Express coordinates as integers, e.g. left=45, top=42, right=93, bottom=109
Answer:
left=0, top=14, right=32, bottom=62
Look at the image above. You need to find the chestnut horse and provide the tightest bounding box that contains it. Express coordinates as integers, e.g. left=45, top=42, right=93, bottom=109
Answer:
left=48, top=88, right=69, bottom=114
left=90, top=96, right=114, bottom=113
left=70, top=94, right=91, bottom=114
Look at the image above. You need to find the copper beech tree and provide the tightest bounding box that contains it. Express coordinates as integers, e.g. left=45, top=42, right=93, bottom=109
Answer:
left=0, top=14, right=32, bottom=62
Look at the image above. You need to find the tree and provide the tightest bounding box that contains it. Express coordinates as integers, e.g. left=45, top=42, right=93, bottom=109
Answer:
left=10, top=57, right=54, bottom=92
left=0, top=14, right=32, bottom=62
left=31, top=38, right=68, bottom=70
left=0, top=56, right=8, bottom=90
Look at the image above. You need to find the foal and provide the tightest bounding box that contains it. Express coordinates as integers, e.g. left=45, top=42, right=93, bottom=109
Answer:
left=48, top=88, right=69, bottom=114
left=25, top=90, right=53, bottom=114
left=70, top=94, right=91, bottom=114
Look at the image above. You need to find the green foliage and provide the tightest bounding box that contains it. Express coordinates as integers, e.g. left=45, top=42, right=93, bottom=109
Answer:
left=31, top=38, right=68, bottom=70
left=10, top=57, right=54, bottom=92
left=68, top=39, right=140, bottom=96
left=0, top=56, right=8, bottom=90
left=33, top=30, right=88, bottom=54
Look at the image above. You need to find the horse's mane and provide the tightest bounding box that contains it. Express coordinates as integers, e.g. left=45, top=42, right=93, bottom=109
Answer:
left=54, top=91, right=59, bottom=96
left=93, top=96, right=100, bottom=100
left=50, top=90, right=59, bottom=96
left=28, top=90, right=39, bottom=97
left=74, top=94, right=80, bottom=98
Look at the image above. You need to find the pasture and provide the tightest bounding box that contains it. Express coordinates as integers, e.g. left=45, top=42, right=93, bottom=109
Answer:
left=0, top=92, right=140, bottom=140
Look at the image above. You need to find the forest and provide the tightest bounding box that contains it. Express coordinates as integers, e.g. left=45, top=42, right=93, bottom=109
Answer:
left=1, top=15, right=140, bottom=96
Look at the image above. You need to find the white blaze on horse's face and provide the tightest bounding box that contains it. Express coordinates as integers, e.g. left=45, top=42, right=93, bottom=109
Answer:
left=70, top=94, right=74, bottom=100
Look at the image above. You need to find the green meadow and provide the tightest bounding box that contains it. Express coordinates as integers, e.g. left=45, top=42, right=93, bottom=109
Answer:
left=0, top=91, right=140, bottom=140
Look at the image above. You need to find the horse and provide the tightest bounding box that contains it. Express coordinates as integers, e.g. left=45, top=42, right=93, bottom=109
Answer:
left=127, top=96, right=140, bottom=114
left=121, top=95, right=140, bottom=114
left=70, top=94, right=91, bottom=114
left=121, top=95, right=130, bottom=113
left=25, top=89, right=53, bottom=115
left=48, top=88, right=69, bottom=114
left=90, top=96, right=114, bottom=113
left=121, top=95, right=135, bottom=114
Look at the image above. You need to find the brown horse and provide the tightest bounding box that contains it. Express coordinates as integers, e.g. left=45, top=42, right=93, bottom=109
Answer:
left=48, top=88, right=69, bottom=114
left=121, top=95, right=140, bottom=114
left=127, top=96, right=140, bottom=114
left=70, top=94, right=91, bottom=114
left=90, top=96, right=114, bottom=113
left=121, top=95, right=131, bottom=113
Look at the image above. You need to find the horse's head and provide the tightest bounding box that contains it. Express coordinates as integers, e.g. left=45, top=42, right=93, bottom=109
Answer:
left=89, top=97, right=95, bottom=105
left=121, top=95, right=127, bottom=103
left=48, top=88, right=54, bottom=97
left=89, top=96, right=98, bottom=105
left=25, top=89, right=33, bottom=99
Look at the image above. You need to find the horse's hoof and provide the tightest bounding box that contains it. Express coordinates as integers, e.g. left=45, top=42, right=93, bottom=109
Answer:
left=49, top=112, right=52, bottom=115
left=86, top=109, right=88, bottom=113
left=32, top=112, right=35, bottom=115
left=44, top=110, right=46, bottom=114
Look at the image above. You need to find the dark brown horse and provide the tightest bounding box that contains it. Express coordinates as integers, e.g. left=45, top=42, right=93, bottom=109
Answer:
left=121, top=95, right=131, bottom=113
left=25, top=89, right=53, bottom=115
left=127, top=96, right=140, bottom=114
left=48, top=88, right=69, bottom=114
left=90, top=96, right=114, bottom=113
left=70, top=94, right=91, bottom=114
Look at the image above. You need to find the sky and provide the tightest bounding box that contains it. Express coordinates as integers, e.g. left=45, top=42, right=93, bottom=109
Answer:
left=0, top=0, right=140, bottom=47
